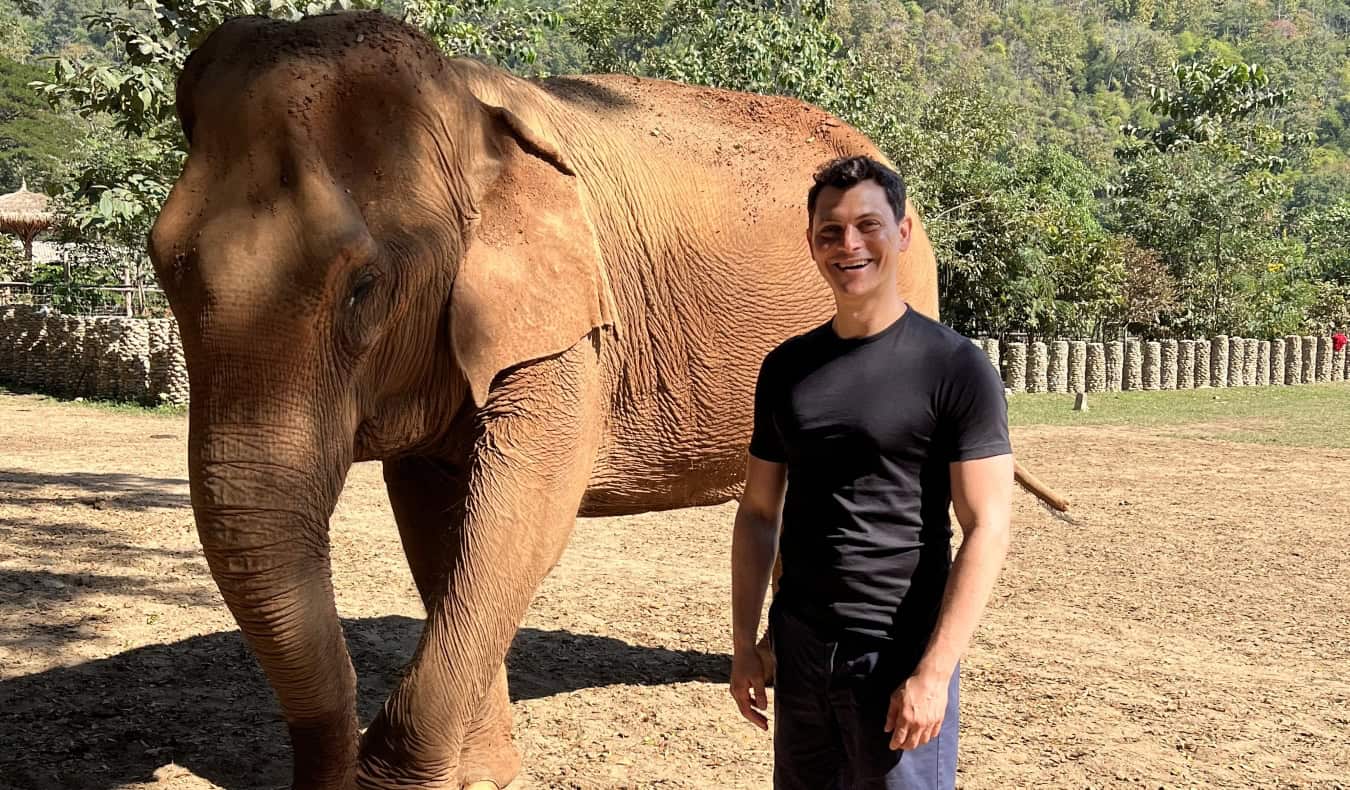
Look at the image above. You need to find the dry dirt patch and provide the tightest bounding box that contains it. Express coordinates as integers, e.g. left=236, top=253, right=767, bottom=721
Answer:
left=1, top=393, right=1346, bottom=789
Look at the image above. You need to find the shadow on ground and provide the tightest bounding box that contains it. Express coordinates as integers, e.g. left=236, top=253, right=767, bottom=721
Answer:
left=0, top=468, right=189, bottom=512
left=0, top=616, right=730, bottom=790
left=0, top=468, right=729, bottom=788
left=1, top=467, right=212, bottom=657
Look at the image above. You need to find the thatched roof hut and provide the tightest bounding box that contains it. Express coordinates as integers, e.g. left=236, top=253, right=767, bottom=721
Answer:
left=0, top=180, right=53, bottom=263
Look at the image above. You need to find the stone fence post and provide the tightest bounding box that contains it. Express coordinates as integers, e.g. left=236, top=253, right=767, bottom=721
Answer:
left=1005, top=342, right=1026, bottom=393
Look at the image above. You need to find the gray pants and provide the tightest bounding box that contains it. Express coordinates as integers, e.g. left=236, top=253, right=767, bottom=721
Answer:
left=771, top=606, right=959, bottom=790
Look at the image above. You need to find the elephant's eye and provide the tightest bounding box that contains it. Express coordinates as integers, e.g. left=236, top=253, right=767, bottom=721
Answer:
left=347, top=270, right=380, bottom=309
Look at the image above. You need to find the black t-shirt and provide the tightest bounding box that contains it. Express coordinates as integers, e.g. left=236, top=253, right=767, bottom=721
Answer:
left=750, top=307, right=1011, bottom=651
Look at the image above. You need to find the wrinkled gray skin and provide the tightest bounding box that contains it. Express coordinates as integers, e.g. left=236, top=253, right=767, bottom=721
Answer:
left=149, top=11, right=949, bottom=790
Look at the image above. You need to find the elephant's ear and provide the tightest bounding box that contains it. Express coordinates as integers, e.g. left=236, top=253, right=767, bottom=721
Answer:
left=451, top=105, right=618, bottom=407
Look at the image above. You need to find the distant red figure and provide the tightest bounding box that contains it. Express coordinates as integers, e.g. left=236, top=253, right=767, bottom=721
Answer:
left=1334, top=332, right=1348, bottom=352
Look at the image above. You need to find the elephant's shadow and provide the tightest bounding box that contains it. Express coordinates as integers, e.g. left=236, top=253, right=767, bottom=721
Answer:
left=0, top=616, right=730, bottom=790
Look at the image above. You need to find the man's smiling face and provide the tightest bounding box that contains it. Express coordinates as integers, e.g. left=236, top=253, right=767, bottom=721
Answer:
left=808, top=179, right=911, bottom=301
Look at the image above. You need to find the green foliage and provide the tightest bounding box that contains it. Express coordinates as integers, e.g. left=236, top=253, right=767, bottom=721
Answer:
left=1300, top=197, right=1350, bottom=284
left=0, top=54, right=79, bottom=188
left=34, top=0, right=94, bottom=56
left=404, top=0, right=562, bottom=69
left=0, top=1, right=33, bottom=59
left=565, top=0, right=663, bottom=73
left=1298, top=197, right=1350, bottom=331
left=0, top=232, right=24, bottom=278
left=51, top=123, right=173, bottom=242
left=14, top=0, right=1350, bottom=334
left=562, top=0, right=893, bottom=135
left=636, top=0, right=855, bottom=101
left=1109, top=56, right=1318, bottom=337
left=1136, top=60, right=1288, bottom=148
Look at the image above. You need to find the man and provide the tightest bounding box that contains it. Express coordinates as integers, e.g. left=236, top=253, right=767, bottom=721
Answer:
left=730, top=156, right=1013, bottom=789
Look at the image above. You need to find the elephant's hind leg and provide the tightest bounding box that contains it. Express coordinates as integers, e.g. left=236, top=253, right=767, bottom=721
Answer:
left=382, top=456, right=522, bottom=789
left=385, top=455, right=466, bottom=608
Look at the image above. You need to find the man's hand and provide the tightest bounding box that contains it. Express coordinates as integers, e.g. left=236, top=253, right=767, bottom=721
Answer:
left=730, top=454, right=786, bottom=732
left=883, top=452, right=1012, bottom=751
left=730, top=645, right=770, bottom=730
left=884, top=668, right=949, bottom=750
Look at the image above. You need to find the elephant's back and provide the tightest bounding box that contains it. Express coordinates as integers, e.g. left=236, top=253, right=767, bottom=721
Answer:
left=542, top=74, right=882, bottom=173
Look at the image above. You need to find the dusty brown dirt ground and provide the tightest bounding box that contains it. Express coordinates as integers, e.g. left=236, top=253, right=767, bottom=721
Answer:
left=1, top=392, right=1347, bottom=790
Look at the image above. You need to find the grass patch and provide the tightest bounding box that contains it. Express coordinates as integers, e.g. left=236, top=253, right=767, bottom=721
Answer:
left=0, top=384, right=186, bottom=418
left=5, top=382, right=1348, bottom=447
left=1008, top=383, right=1350, bottom=448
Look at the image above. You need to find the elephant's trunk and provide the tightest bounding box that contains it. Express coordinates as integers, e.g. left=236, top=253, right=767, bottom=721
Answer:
left=189, top=413, right=358, bottom=789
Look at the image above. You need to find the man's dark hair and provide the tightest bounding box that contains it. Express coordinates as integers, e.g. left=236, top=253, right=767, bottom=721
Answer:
left=806, top=156, right=906, bottom=224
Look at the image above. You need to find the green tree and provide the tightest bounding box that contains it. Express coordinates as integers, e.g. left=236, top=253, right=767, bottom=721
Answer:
left=1301, top=197, right=1350, bottom=284
left=1298, top=197, right=1350, bottom=331
left=404, top=0, right=562, bottom=71
left=562, top=0, right=890, bottom=130
left=1109, top=57, right=1316, bottom=336
left=36, top=0, right=92, bottom=56
left=0, top=0, right=33, bottom=59
left=0, top=54, right=79, bottom=188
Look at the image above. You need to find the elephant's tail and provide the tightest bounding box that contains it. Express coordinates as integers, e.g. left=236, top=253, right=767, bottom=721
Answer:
left=1013, top=461, right=1069, bottom=512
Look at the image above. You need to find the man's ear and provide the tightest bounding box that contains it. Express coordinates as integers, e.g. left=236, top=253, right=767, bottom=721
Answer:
left=896, top=212, right=913, bottom=252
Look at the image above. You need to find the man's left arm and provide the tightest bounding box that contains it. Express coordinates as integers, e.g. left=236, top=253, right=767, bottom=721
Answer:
left=884, top=455, right=1013, bottom=750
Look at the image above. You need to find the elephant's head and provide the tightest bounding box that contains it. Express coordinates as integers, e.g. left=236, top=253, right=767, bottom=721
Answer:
left=147, top=11, right=614, bottom=781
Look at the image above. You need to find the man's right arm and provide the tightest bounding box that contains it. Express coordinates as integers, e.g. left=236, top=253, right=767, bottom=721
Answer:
left=730, top=454, right=787, bottom=730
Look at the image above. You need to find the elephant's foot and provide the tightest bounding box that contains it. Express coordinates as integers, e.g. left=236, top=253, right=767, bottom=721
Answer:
left=356, top=720, right=458, bottom=790
left=457, top=727, right=521, bottom=790
left=457, top=663, right=521, bottom=789
left=354, top=755, right=457, bottom=790
left=357, top=676, right=519, bottom=789
left=356, top=705, right=519, bottom=790
left=457, top=752, right=519, bottom=789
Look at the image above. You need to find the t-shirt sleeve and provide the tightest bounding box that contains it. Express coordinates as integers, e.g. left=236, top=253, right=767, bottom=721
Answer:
left=748, top=352, right=787, bottom=463
left=938, top=342, right=1012, bottom=462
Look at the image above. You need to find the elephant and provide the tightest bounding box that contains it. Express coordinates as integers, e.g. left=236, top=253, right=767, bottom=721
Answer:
left=149, top=10, right=1063, bottom=789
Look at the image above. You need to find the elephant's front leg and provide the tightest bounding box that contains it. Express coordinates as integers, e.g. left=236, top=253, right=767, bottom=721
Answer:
left=359, top=345, right=604, bottom=788
left=382, top=455, right=521, bottom=788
